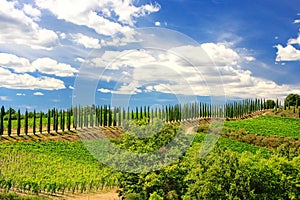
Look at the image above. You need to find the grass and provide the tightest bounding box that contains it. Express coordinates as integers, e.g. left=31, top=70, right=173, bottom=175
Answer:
left=193, top=133, right=271, bottom=156
left=222, top=116, right=300, bottom=139
left=0, top=192, right=49, bottom=200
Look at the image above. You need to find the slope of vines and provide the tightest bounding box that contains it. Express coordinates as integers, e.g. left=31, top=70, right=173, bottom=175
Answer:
left=0, top=141, right=120, bottom=195
left=223, top=116, right=300, bottom=138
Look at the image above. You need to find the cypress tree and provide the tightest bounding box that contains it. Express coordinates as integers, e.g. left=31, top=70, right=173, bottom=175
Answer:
left=131, top=110, right=134, bottom=120
left=147, top=106, right=150, bottom=122
left=73, top=106, right=77, bottom=129
left=90, top=106, right=94, bottom=127
left=33, top=109, right=36, bottom=135
left=118, top=107, right=121, bottom=126
left=103, top=105, right=107, bottom=126
left=47, top=109, right=51, bottom=133
left=108, top=106, right=112, bottom=126
left=55, top=111, right=59, bottom=132
left=17, top=109, right=21, bottom=136
left=7, top=108, right=12, bottom=136
left=144, top=106, right=147, bottom=118
left=62, top=110, right=65, bottom=132
left=24, top=109, right=28, bottom=135
left=39, top=111, right=43, bottom=134
left=53, top=109, right=56, bottom=131
left=95, top=107, right=98, bottom=127
left=140, top=106, right=143, bottom=119
left=100, top=106, right=103, bottom=126
left=0, top=106, right=5, bottom=135
left=60, top=110, right=63, bottom=130
left=67, top=110, right=71, bottom=131
left=293, top=106, right=296, bottom=113
left=151, top=108, right=154, bottom=123
left=122, top=108, right=126, bottom=122
left=136, top=107, right=138, bottom=120
left=127, top=107, right=130, bottom=120
left=113, top=108, right=117, bottom=126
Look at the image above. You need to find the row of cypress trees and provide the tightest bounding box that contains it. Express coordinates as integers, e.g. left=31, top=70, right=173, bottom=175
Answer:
left=0, top=98, right=272, bottom=136
left=0, top=107, right=73, bottom=136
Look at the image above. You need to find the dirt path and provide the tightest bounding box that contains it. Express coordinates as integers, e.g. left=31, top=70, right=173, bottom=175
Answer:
left=185, top=126, right=196, bottom=134
left=63, top=191, right=120, bottom=200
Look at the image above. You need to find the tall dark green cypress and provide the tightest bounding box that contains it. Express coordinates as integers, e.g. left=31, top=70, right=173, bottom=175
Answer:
left=122, top=108, right=126, bottom=122
left=140, top=106, right=143, bottom=119
left=84, top=107, right=87, bottom=127
left=135, top=107, right=138, bottom=120
left=113, top=108, right=117, bottom=126
left=147, top=106, right=150, bottom=122
left=39, top=112, right=43, bottom=134
left=60, top=110, right=63, bottom=130
left=0, top=106, right=5, bottom=135
left=95, top=107, right=98, bottom=127
left=53, top=109, right=56, bottom=131
left=103, top=105, right=107, bottom=126
left=47, top=109, right=51, bottom=133
left=131, top=110, right=134, bottom=120
left=73, top=106, right=77, bottom=129
left=55, top=111, right=59, bottom=132
left=62, top=110, right=65, bottom=132
left=118, top=107, right=121, bottom=126
left=67, top=110, right=71, bottom=131
left=100, top=106, right=103, bottom=126
left=33, top=109, right=36, bottom=135
left=127, top=107, right=130, bottom=120
left=108, top=106, right=112, bottom=127
left=7, top=108, right=12, bottom=136
left=17, top=109, right=21, bottom=136
left=90, top=106, right=94, bottom=127
left=24, top=109, right=28, bottom=135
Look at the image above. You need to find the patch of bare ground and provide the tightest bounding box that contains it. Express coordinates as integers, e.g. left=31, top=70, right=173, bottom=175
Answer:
left=62, top=190, right=120, bottom=200
left=0, top=127, right=123, bottom=143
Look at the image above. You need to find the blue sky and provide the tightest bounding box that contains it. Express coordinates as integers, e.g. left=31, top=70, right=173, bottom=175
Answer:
left=0, top=0, right=300, bottom=112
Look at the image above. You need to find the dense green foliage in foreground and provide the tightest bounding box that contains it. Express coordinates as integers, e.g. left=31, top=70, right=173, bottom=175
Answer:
left=116, top=128, right=300, bottom=200
left=222, top=116, right=300, bottom=138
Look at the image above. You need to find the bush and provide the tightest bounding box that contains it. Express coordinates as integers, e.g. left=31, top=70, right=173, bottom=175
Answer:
left=125, top=193, right=143, bottom=200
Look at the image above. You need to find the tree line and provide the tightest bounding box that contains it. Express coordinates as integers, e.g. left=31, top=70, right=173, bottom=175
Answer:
left=0, top=97, right=291, bottom=136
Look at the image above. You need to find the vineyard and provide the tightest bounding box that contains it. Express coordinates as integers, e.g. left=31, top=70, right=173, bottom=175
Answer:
left=0, top=98, right=300, bottom=199
left=222, top=116, right=300, bottom=138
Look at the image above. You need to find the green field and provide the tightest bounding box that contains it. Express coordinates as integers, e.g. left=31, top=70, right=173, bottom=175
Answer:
left=223, top=116, right=300, bottom=138
left=0, top=141, right=119, bottom=195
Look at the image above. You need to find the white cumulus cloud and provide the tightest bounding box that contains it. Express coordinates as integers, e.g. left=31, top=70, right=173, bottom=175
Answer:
left=0, top=96, right=9, bottom=101
left=97, top=88, right=112, bottom=93
left=0, top=67, right=65, bottom=90
left=33, top=92, right=44, bottom=96
left=35, top=0, right=160, bottom=37
left=155, top=21, right=161, bottom=26
left=23, top=4, right=41, bottom=21
left=0, top=53, right=33, bottom=73
left=70, top=33, right=101, bottom=49
left=0, top=0, right=59, bottom=50
left=84, top=43, right=300, bottom=99
left=32, top=57, right=78, bottom=77
left=275, top=44, right=300, bottom=61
